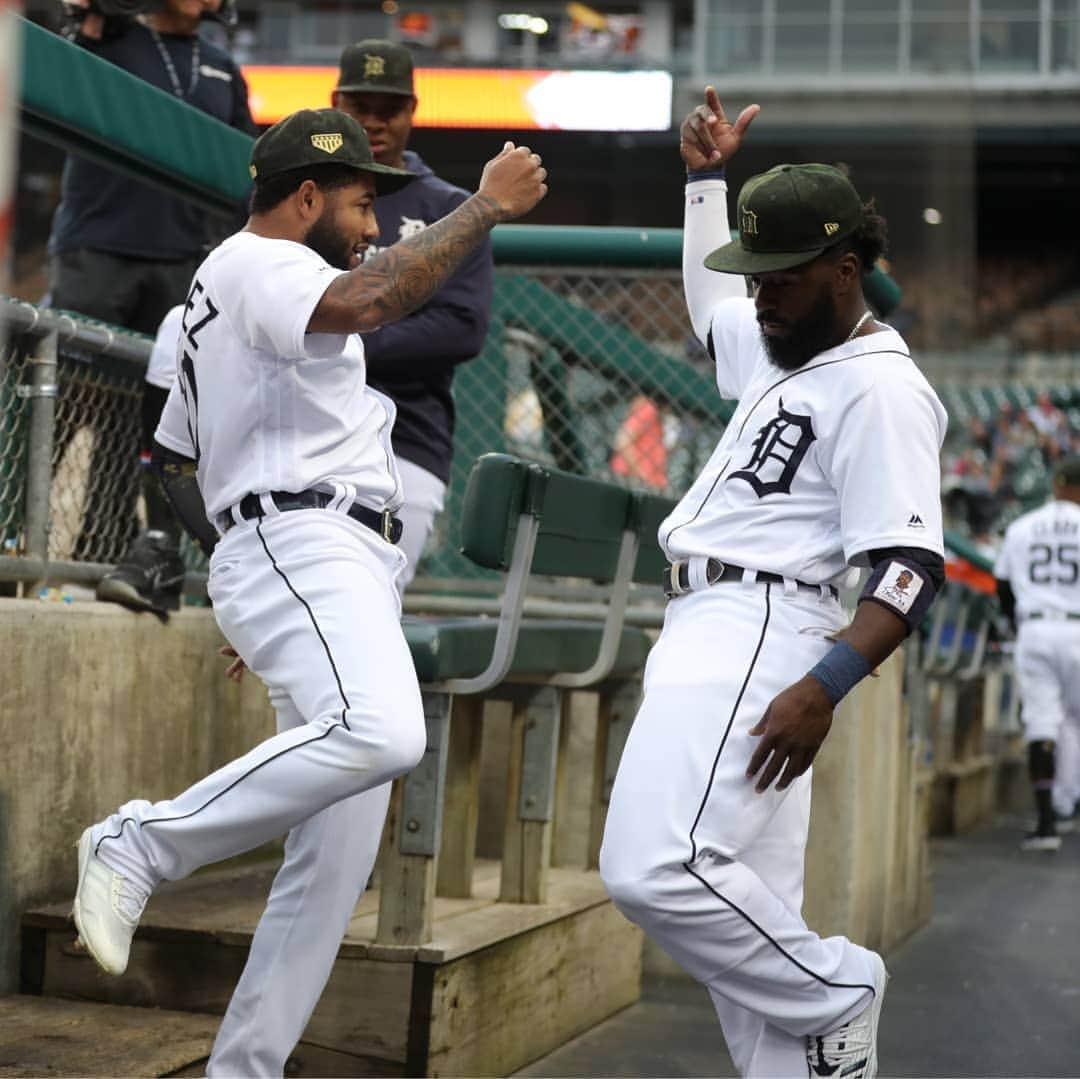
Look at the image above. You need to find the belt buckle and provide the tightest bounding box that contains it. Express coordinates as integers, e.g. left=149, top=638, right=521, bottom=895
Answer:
left=663, top=559, right=686, bottom=599
left=380, top=510, right=402, bottom=545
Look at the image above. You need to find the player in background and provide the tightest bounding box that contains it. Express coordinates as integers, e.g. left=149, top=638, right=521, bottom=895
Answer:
left=994, top=455, right=1080, bottom=851
left=599, top=88, right=947, bottom=1079
left=71, top=108, right=546, bottom=1077
left=332, top=39, right=494, bottom=590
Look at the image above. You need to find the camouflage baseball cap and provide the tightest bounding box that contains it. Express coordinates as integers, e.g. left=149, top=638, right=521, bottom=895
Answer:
left=249, top=108, right=413, bottom=195
left=337, top=40, right=415, bottom=96
left=704, top=164, right=864, bottom=275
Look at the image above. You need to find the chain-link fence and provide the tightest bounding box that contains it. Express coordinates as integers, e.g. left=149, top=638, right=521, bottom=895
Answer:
left=0, top=301, right=209, bottom=586
left=421, top=265, right=733, bottom=580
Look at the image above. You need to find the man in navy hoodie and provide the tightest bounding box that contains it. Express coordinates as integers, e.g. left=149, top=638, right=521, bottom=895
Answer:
left=332, top=40, right=495, bottom=589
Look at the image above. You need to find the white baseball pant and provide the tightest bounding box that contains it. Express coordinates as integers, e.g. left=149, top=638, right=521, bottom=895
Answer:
left=394, top=457, right=447, bottom=593
left=88, top=509, right=426, bottom=1076
left=1014, top=619, right=1080, bottom=815
left=600, top=581, right=880, bottom=1077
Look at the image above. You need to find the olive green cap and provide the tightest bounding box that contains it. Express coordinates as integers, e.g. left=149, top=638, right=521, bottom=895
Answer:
left=249, top=108, right=413, bottom=195
left=705, top=163, right=864, bottom=275
left=337, top=39, right=415, bottom=95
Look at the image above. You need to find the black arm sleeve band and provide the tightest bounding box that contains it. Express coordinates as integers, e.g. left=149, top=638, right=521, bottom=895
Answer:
left=150, top=440, right=218, bottom=559
left=996, top=578, right=1017, bottom=632
left=858, top=546, right=944, bottom=634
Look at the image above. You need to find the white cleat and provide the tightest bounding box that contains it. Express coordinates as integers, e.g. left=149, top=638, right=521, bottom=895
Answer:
left=1020, top=830, right=1062, bottom=852
left=806, top=951, right=888, bottom=1079
left=72, top=827, right=149, bottom=976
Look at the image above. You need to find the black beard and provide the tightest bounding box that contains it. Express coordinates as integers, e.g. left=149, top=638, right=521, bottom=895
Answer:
left=304, top=210, right=352, bottom=272
left=760, top=287, right=841, bottom=372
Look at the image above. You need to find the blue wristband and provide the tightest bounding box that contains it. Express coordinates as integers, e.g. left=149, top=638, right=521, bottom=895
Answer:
left=687, top=167, right=725, bottom=182
left=808, top=640, right=872, bottom=707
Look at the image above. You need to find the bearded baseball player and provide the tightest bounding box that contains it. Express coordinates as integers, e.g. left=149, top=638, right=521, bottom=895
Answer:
left=71, top=107, right=546, bottom=1077
left=994, top=455, right=1080, bottom=851
left=599, top=88, right=947, bottom=1079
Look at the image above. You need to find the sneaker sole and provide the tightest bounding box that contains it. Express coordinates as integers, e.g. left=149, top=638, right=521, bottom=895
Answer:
left=72, top=828, right=124, bottom=977
left=865, top=952, right=889, bottom=1079
left=96, top=577, right=180, bottom=614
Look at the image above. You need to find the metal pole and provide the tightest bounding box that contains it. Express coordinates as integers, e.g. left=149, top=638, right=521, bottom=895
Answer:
left=21, top=329, right=58, bottom=588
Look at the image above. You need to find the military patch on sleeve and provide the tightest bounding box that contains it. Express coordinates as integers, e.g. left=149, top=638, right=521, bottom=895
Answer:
left=872, top=560, right=924, bottom=614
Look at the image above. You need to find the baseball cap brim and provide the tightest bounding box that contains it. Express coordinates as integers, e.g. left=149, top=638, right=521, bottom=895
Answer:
left=703, top=242, right=829, bottom=275
left=336, top=81, right=415, bottom=95
left=357, top=161, right=415, bottom=196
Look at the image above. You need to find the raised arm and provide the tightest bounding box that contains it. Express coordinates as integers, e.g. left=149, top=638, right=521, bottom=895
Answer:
left=311, top=144, right=545, bottom=335
left=681, top=87, right=759, bottom=343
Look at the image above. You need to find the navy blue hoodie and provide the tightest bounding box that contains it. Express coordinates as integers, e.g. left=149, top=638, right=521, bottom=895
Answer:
left=361, top=151, right=494, bottom=485
left=48, top=23, right=254, bottom=260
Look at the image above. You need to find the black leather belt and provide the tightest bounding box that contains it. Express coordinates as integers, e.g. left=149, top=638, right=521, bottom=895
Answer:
left=1027, top=611, right=1080, bottom=621
left=219, top=490, right=403, bottom=544
left=663, top=557, right=837, bottom=601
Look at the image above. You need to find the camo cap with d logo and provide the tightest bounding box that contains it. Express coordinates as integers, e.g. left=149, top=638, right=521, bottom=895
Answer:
left=704, top=164, right=864, bottom=275
left=249, top=108, right=414, bottom=196
left=337, top=39, right=415, bottom=96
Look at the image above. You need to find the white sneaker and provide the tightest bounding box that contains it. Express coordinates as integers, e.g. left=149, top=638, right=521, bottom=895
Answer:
left=72, top=827, right=149, bottom=976
left=806, top=951, right=888, bottom=1079
left=1020, top=830, right=1062, bottom=852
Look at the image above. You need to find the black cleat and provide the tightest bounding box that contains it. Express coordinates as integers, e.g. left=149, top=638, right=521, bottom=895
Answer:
left=96, top=530, right=185, bottom=616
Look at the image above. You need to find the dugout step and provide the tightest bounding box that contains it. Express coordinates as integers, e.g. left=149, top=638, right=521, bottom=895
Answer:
left=0, top=995, right=217, bottom=1077
left=22, top=857, right=641, bottom=1077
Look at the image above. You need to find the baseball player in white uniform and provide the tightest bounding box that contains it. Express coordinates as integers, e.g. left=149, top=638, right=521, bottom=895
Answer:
left=994, top=456, right=1080, bottom=851
left=599, top=89, right=947, bottom=1079
left=71, top=107, right=546, bottom=1076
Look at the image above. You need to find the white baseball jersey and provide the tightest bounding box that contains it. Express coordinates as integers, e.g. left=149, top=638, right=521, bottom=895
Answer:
left=994, top=499, right=1080, bottom=619
left=155, top=231, right=402, bottom=520
left=665, top=177, right=947, bottom=584
left=145, top=304, right=183, bottom=390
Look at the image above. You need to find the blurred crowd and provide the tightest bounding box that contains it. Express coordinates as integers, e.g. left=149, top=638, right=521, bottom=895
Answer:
left=893, top=253, right=1080, bottom=351
left=942, top=391, right=1080, bottom=554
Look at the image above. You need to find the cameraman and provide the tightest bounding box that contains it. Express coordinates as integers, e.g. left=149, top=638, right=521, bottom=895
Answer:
left=46, top=0, right=255, bottom=613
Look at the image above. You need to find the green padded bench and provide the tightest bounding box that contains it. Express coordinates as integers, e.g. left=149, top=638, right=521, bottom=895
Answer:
left=378, top=454, right=674, bottom=946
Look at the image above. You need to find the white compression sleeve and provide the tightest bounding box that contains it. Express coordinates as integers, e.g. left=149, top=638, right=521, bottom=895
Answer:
left=682, top=177, right=747, bottom=344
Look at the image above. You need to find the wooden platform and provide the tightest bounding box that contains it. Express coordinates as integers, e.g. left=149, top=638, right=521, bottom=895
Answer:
left=22, top=859, right=642, bottom=1077
left=0, top=996, right=217, bottom=1078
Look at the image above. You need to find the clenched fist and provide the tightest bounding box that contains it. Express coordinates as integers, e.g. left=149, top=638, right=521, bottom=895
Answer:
left=478, top=142, right=548, bottom=221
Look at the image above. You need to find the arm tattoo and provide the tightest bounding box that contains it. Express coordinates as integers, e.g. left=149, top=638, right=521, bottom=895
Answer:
left=325, top=193, right=502, bottom=331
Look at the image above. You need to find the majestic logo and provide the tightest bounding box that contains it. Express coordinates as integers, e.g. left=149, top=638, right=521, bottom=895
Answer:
left=363, top=54, right=386, bottom=78
left=310, top=133, right=344, bottom=154
left=907, top=513, right=925, bottom=528
left=740, top=208, right=759, bottom=237
left=729, top=399, right=816, bottom=497
left=824, top=221, right=840, bottom=236
left=398, top=215, right=427, bottom=239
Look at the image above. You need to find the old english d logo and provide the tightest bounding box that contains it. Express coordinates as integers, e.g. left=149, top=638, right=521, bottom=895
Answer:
left=741, top=208, right=759, bottom=237
left=729, top=399, right=816, bottom=497
left=310, top=133, right=344, bottom=154
left=364, top=54, right=386, bottom=78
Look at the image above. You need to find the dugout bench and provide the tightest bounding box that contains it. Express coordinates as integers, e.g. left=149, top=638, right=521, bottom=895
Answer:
left=23, top=453, right=675, bottom=1078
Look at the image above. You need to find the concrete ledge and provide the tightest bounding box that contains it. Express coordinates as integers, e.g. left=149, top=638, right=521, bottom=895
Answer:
left=0, top=598, right=274, bottom=991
